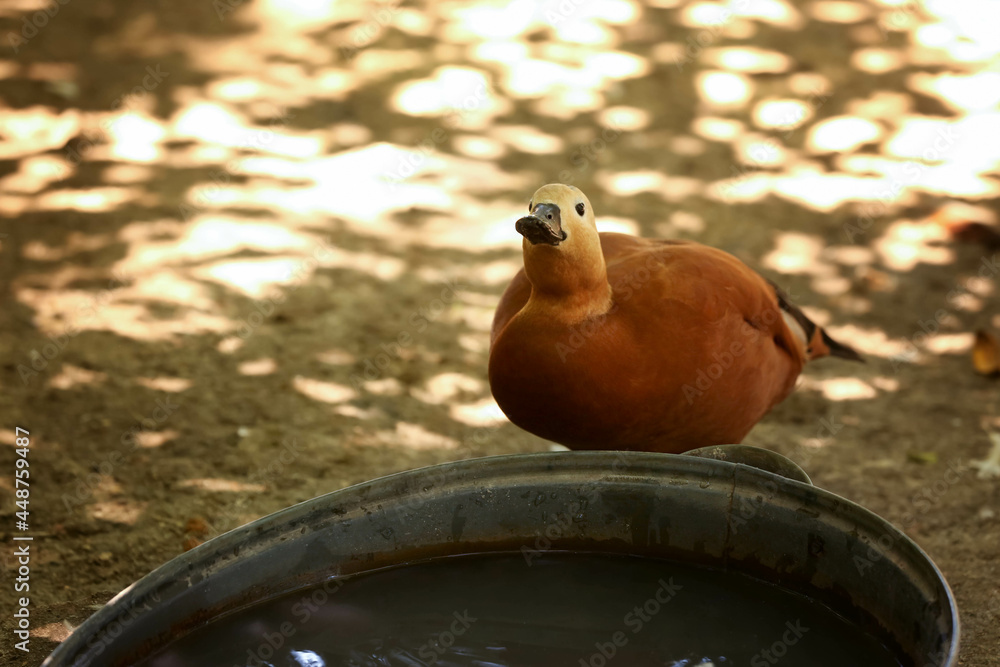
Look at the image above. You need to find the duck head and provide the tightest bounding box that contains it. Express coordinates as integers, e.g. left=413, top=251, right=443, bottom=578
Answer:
left=515, top=184, right=610, bottom=307
left=516, top=183, right=593, bottom=248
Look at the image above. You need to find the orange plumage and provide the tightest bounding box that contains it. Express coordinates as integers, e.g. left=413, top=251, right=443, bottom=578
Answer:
left=488, top=184, right=861, bottom=453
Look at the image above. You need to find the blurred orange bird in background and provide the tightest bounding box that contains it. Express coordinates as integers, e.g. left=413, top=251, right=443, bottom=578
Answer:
left=488, top=184, right=862, bottom=453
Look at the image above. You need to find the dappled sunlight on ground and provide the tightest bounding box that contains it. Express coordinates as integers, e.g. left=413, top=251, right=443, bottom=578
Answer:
left=4, top=0, right=1000, bottom=662
left=798, top=375, right=879, bottom=400
left=1, top=0, right=998, bottom=515
left=175, top=478, right=267, bottom=492
left=1, top=0, right=998, bottom=493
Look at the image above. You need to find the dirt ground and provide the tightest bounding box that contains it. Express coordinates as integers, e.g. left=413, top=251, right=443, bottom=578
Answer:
left=1, top=0, right=999, bottom=665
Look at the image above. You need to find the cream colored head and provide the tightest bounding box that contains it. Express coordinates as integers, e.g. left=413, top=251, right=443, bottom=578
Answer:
left=516, top=184, right=607, bottom=299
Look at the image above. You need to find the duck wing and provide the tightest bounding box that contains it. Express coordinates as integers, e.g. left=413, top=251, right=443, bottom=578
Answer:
left=767, top=280, right=864, bottom=363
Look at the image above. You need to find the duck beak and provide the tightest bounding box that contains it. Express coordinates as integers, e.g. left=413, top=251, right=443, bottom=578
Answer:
left=516, top=203, right=566, bottom=246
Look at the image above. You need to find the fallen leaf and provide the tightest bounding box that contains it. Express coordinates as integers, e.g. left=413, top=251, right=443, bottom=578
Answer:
left=182, top=537, right=203, bottom=552
left=907, top=451, right=938, bottom=465
left=972, top=432, right=1000, bottom=479
left=972, top=329, right=1000, bottom=376
left=184, top=516, right=209, bottom=536
left=951, top=222, right=1000, bottom=248
left=856, top=266, right=895, bottom=292
left=929, top=203, right=1000, bottom=248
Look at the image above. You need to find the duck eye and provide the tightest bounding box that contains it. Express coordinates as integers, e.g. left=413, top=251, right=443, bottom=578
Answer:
left=575, top=202, right=585, bottom=216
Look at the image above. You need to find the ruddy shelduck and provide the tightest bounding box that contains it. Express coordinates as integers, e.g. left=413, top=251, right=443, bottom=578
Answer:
left=489, top=184, right=861, bottom=453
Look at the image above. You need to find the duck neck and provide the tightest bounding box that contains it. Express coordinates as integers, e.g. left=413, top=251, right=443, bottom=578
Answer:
left=522, top=243, right=613, bottom=324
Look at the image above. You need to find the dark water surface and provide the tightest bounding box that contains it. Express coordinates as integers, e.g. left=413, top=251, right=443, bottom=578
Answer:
left=139, top=551, right=903, bottom=667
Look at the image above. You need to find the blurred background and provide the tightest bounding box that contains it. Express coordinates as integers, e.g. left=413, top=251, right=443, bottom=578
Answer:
left=1, top=0, right=999, bottom=663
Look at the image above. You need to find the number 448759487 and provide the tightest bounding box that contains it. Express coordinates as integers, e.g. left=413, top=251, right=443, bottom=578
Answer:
left=15, top=427, right=29, bottom=526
